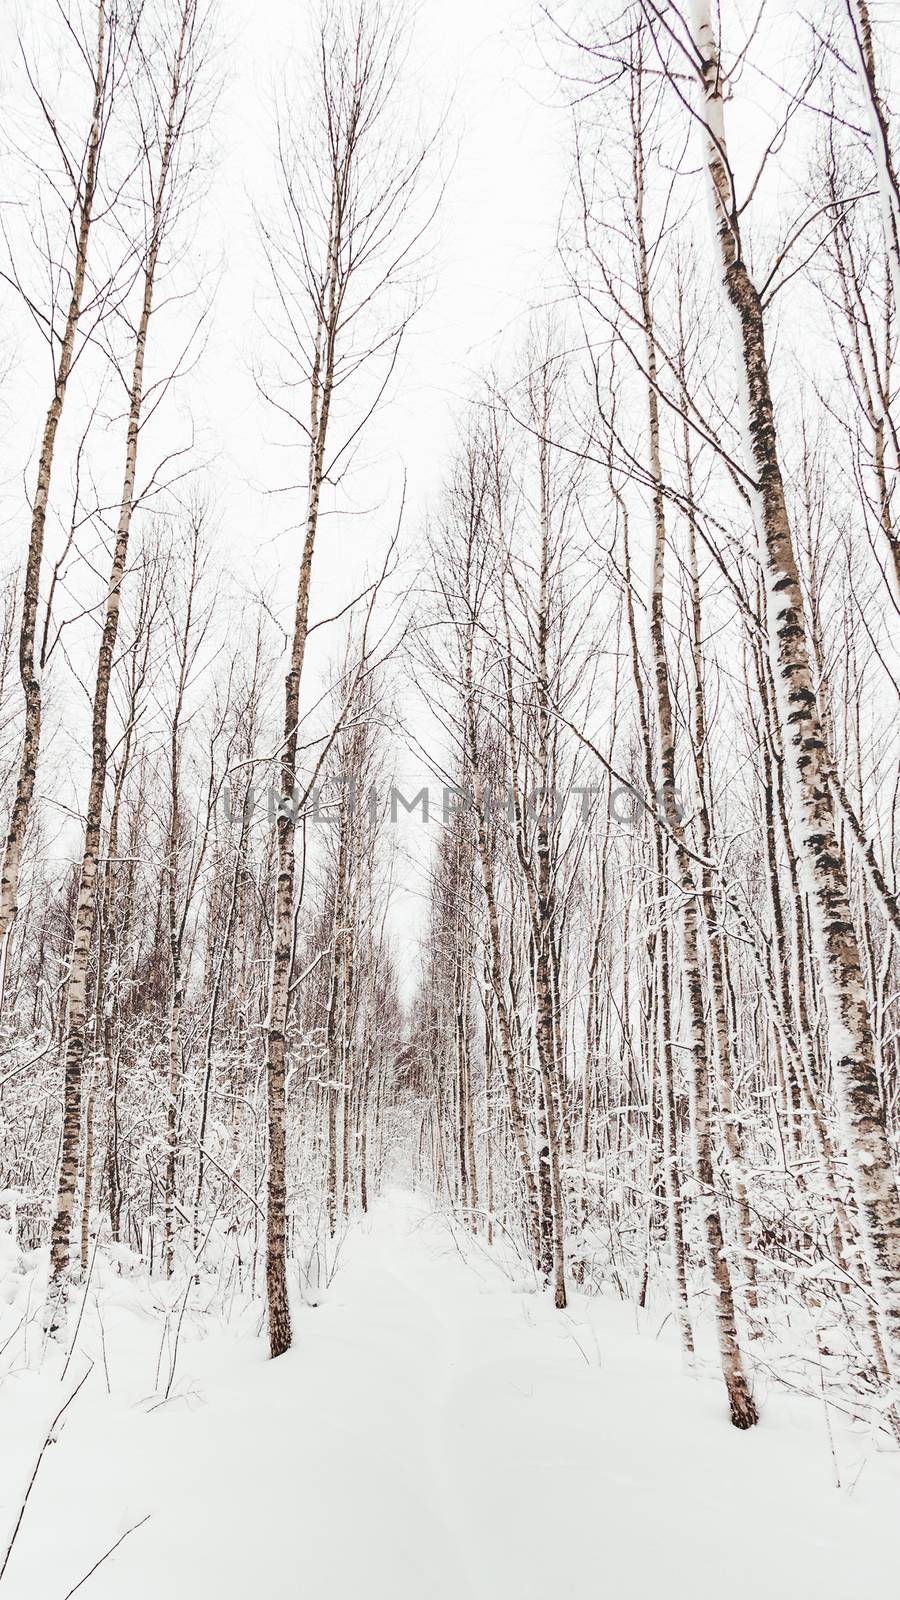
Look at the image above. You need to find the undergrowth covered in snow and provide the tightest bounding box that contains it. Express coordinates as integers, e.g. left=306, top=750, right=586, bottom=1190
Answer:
left=1, top=1190, right=898, bottom=1599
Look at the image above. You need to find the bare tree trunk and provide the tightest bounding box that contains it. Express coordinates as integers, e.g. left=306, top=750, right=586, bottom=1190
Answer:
left=324, top=799, right=350, bottom=1239
left=618, top=462, right=694, bottom=1359
left=194, top=777, right=253, bottom=1256
left=678, top=373, right=758, bottom=1315
left=48, top=0, right=200, bottom=1309
left=848, top=0, right=900, bottom=315
left=632, top=54, right=756, bottom=1424
left=0, top=1, right=107, bottom=1003
left=359, top=1053, right=370, bottom=1213
left=463, top=659, right=541, bottom=1261
left=689, top=0, right=900, bottom=1394
left=79, top=1065, right=98, bottom=1273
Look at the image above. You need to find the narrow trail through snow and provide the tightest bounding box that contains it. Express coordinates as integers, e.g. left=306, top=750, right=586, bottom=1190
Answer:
left=7, top=1189, right=898, bottom=1599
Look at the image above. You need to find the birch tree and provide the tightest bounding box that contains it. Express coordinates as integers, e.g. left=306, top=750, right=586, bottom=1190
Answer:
left=47, top=0, right=212, bottom=1310
left=847, top=0, right=900, bottom=315
left=659, top=0, right=900, bottom=1394
left=258, top=0, right=434, bottom=1357
left=0, top=0, right=113, bottom=1012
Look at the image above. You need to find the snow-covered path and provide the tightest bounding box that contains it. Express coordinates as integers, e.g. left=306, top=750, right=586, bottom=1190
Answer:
left=3, top=1189, right=898, bottom=1598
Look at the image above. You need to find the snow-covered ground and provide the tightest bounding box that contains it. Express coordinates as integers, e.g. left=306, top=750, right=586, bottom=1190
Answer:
left=1, top=1190, right=898, bottom=1598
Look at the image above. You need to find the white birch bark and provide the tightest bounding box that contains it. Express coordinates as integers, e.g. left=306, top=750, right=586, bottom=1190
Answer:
left=848, top=0, right=900, bottom=316
left=637, top=224, right=758, bottom=1433
left=688, top=0, right=900, bottom=1393
left=618, top=481, right=694, bottom=1358
left=0, top=2, right=108, bottom=1006
left=48, top=0, right=197, bottom=1306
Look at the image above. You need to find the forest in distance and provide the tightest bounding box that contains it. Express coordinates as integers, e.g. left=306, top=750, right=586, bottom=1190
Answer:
left=1, top=0, right=900, bottom=1594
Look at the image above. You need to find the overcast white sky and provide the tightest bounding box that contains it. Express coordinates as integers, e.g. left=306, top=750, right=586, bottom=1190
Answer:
left=8, top=0, right=878, bottom=982
left=0, top=0, right=575, bottom=980
left=204, top=0, right=573, bottom=973
left=201, top=0, right=571, bottom=602
left=2, top=0, right=570, bottom=580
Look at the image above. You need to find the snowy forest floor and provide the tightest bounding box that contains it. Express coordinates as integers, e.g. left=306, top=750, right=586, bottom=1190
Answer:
left=2, top=1189, right=899, bottom=1598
